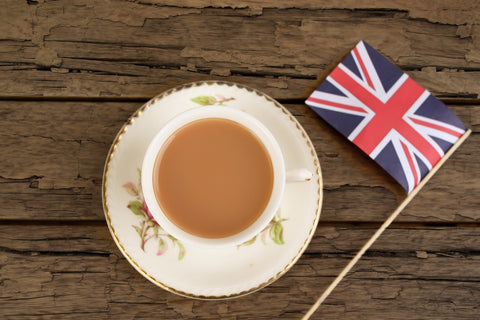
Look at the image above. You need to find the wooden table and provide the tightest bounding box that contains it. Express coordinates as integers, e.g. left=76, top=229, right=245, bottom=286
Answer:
left=1, top=1, right=479, bottom=319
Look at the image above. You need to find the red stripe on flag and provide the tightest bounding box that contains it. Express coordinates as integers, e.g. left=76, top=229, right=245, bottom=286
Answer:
left=353, top=47, right=374, bottom=90
left=410, top=117, right=463, bottom=138
left=329, top=66, right=441, bottom=167
left=400, top=141, right=418, bottom=188
left=306, top=97, right=367, bottom=114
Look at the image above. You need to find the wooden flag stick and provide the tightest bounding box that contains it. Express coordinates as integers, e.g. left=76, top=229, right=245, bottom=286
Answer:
left=302, top=129, right=471, bottom=320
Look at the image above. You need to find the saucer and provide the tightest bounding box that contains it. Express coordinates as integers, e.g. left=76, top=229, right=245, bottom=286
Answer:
left=102, top=81, right=323, bottom=299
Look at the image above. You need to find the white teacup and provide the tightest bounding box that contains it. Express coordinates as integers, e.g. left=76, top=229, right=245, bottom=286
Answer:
left=142, top=106, right=311, bottom=248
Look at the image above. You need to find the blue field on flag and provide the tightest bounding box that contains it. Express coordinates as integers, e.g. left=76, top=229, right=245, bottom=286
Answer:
left=306, top=40, right=466, bottom=193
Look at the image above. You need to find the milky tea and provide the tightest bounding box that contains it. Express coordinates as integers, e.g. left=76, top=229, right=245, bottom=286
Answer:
left=152, top=118, right=274, bottom=239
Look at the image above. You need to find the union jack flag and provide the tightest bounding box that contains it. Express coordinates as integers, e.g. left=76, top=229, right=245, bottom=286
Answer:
left=306, top=41, right=466, bottom=193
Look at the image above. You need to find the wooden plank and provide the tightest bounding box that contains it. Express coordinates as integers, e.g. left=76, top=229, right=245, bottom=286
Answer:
left=0, top=101, right=477, bottom=221
left=0, top=100, right=133, bottom=220
left=0, top=225, right=478, bottom=319
left=1, top=2, right=477, bottom=319
left=2, top=224, right=479, bottom=254
left=135, top=0, right=480, bottom=27
left=0, top=1, right=479, bottom=98
left=295, top=279, right=480, bottom=320
left=104, top=279, right=480, bottom=319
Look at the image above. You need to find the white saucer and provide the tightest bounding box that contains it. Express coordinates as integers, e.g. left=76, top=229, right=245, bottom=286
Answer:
left=102, top=81, right=323, bottom=299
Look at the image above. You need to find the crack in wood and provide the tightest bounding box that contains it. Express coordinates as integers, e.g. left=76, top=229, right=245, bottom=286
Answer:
left=0, top=246, right=111, bottom=257
left=316, top=249, right=478, bottom=259
left=0, top=175, right=44, bottom=183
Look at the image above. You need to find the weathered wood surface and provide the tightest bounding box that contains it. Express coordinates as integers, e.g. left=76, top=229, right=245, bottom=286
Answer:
left=1, top=0, right=480, bottom=99
left=1, top=225, right=479, bottom=319
left=0, top=101, right=477, bottom=222
left=1, top=1, right=479, bottom=319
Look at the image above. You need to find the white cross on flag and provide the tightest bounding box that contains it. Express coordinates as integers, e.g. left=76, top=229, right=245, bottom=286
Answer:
left=306, top=41, right=466, bottom=193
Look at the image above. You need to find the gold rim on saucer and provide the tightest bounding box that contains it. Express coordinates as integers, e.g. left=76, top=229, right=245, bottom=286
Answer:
left=102, top=80, right=323, bottom=299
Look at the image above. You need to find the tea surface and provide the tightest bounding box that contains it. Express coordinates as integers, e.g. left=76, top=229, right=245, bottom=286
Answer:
left=153, top=117, right=274, bottom=238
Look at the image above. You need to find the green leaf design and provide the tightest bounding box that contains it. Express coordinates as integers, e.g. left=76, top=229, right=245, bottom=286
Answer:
left=132, top=225, right=143, bottom=239
left=238, top=236, right=257, bottom=248
left=128, top=201, right=144, bottom=215
left=167, top=235, right=186, bottom=260
left=153, top=224, right=160, bottom=235
left=191, top=96, right=217, bottom=106
left=269, top=223, right=285, bottom=245
left=157, top=238, right=166, bottom=256
left=125, top=169, right=187, bottom=259
left=177, top=241, right=186, bottom=260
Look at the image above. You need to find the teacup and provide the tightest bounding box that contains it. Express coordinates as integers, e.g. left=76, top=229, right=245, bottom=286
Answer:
left=142, top=106, right=311, bottom=248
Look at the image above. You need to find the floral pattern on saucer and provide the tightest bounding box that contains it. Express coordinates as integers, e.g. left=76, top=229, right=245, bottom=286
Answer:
left=122, top=168, right=287, bottom=260
left=122, top=169, right=185, bottom=260
left=103, top=81, right=322, bottom=298
left=191, top=94, right=235, bottom=106
left=239, top=210, right=287, bottom=247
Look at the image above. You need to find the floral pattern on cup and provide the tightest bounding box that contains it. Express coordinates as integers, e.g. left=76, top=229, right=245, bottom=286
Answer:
left=191, top=95, right=235, bottom=106
left=123, top=169, right=185, bottom=260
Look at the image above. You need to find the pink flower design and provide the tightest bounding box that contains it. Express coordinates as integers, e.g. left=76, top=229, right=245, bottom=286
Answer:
left=142, top=200, right=157, bottom=224
left=123, top=169, right=185, bottom=260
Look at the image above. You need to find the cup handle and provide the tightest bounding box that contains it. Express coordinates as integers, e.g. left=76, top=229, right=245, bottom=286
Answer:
left=286, top=168, right=313, bottom=183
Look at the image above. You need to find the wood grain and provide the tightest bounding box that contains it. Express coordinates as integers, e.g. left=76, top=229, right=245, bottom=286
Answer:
left=0, top=101, right=477, bottom=222
left=1, top=1, right=480, bottom=98
left=1, top=1, right=479, bottom=319
left=0, top=224, right=478, bottom=319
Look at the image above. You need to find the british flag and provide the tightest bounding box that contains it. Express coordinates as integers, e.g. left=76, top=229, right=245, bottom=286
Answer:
left=306, top=41, right=466, bottom=193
